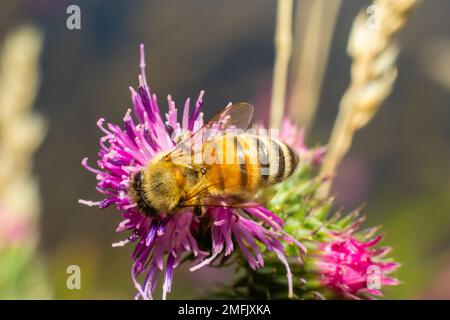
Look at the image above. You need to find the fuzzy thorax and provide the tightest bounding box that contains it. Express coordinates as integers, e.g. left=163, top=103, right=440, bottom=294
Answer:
left=142, top=160, right=188, bottom=212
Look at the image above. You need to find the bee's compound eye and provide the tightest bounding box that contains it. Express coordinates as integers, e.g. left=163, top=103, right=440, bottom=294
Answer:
left=201, top=167, right=207, bottom=175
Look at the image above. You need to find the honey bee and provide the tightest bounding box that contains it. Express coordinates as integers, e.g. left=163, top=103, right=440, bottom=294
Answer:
left=129, top=103, right=300, bottom=216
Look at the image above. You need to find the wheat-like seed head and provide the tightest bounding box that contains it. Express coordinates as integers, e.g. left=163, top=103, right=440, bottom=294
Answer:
left=270, top=0, right=294, bottom=129
left=316, top=0, right=420, bottom=199
left=0, top=25, right=46, bottom=236
left=0, top=25, right=51, bottom=299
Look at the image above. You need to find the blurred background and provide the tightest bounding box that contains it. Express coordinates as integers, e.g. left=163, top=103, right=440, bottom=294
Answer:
left=0, top=0, right=449, bottom=299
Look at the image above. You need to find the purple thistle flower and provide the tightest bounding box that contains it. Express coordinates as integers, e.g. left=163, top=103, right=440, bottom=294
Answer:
left=278, top=118, right=326, bottom=166
left=80, top=44, right=303, bottom=299
left=315, top=233, right=400, bottom=299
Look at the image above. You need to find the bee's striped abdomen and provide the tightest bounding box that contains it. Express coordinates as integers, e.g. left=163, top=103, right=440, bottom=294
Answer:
left=206, top=135, right=251, bottom=193
left=237, top=135, right=260, bottom=191
left=252, top=135, right=299, bottom=185
left=204, top=134, right=299, bottom=195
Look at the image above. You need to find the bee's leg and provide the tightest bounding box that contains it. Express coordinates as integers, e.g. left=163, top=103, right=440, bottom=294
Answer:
left=194, top=206, right=202, bottom=217
left=147, top=206, right=158, bottom=217
left=194, top=206, right=203, bottom=217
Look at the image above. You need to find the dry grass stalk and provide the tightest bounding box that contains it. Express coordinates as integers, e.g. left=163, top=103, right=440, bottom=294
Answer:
left=270, top=0, right=294, bottom=129
left=0, top=25, right=46, bottom=222
left=316, top=0, right=420, bottom=199
left=0, top=26, right=51, bottom=299
left=288, top=0, right=342, bottom=134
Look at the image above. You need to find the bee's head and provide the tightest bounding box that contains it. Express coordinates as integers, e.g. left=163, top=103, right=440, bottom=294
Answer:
left=142, top=161, right=185, bottom=213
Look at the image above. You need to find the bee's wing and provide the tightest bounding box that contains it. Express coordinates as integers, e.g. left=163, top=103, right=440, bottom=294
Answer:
left=204, top=102, right=254, bottom=131
left=203, top=187, right=277, bottom=208
left=164, top=102, right=254, bottom=164
left=178, top=177, right=277, bottom=208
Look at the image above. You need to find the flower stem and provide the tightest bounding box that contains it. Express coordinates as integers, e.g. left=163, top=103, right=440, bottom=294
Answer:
left=270, top=0, right=294, bottom=129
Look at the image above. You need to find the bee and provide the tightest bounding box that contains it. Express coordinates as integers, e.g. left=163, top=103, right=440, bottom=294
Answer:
left=129, top=103, right=300, bottom=217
